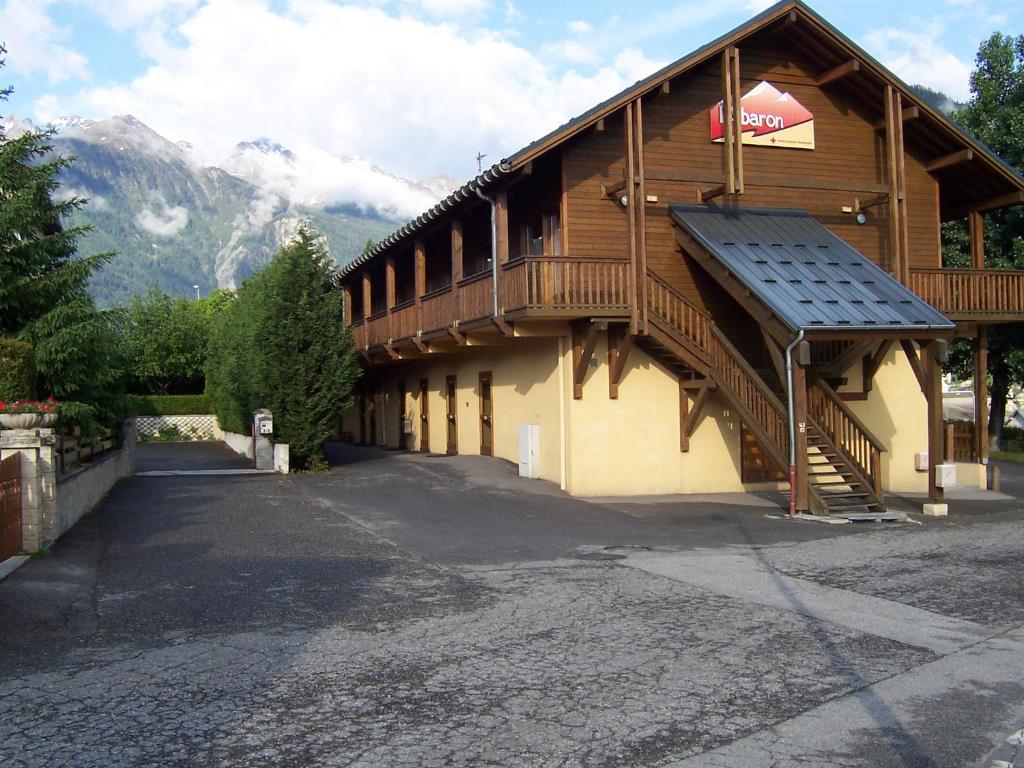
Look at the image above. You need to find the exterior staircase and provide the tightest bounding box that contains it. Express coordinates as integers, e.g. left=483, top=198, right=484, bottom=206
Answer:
left=642, top=271, right=885, bottom=515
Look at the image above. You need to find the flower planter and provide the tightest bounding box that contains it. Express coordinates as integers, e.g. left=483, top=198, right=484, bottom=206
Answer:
left=0, top=413, right=43, bottom=429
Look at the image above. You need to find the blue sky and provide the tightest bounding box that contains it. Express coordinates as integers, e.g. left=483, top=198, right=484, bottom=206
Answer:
left=1, top=0, right=1013, bottom=185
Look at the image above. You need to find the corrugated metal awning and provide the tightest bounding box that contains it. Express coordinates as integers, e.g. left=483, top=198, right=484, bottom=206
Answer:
left=670, top=205, right=955, bottom=332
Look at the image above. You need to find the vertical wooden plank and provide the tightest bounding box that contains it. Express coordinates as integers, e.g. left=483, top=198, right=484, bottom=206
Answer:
left=560, top=151, right=570, bottom=257
left=895, top=92, right=910, bottom=284
left=385, top=255, right=396, bottom=338
left=679, top=380, right=689, bottom=452
left=494, top=190, right=508, bottom=316
left=975, top=326, right=989, bottom=463
left=342, top=284, right=352, bottom=326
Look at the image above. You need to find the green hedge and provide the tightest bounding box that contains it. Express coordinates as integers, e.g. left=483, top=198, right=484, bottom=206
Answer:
left=128, top=394, right=212, bottom=416
left=0, top=338, right=36, bottom=401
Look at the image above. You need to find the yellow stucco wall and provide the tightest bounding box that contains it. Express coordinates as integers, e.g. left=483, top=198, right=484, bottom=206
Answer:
left=840, top=346, right=928, bottom=493
left=563, top=331, right=744, bottom=497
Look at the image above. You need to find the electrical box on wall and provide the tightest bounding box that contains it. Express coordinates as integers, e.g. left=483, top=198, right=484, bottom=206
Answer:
left=914, top=452, right=929, bottom=471
left=518, top=424, right=540, bottom=479
left=402, top=419, right=413, bottom=434
left=935, top=463, right=956, bottom=488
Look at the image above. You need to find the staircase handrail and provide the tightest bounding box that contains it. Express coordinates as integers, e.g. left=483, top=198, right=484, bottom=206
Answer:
left=807, top=379, right=885, bottom=500
left=645, top=271, right=711, bottom=353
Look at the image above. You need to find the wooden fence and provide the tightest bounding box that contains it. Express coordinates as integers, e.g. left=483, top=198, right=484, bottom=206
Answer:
left=57, top=429, right=117, bottom=479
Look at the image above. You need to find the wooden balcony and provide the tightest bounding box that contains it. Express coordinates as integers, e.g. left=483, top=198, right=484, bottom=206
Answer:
left=909, top=268, right=1024, bottom=322
left=348, top=256, right=632, bottom=353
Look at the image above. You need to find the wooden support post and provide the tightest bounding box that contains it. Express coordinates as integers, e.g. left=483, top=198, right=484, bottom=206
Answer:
left=362, top=272, right=372, bottom=326
left=926, top=148, right=973, bottom=173
left=793, top=355, right=809, bottom=511
left=625, top=102, right=639, bottom=335
left=730, top=46, right=744, bottom=194
left=924, top=341, right=945, bottom=502
left=721, top=49, right=736, bottom=195
left=572, top=321, right=601, bottom=399
left=608, top=330, right=635, bottom=399
left=969, top=211, right=985, bottom=270
left=974, top=326, right=989, bottom=463
left=342, top=284, right=352, bottom=326
left=944, top=422, right=955, bottom=462
left=884, top=86, right=903, bottom=280
left=448, top=325, right=467, bottom=346
left=635, top=98, right=649, bottom=333
left=815, top=59, right=860, bottom=87
left=494, top=189, right=508, bottom=315
left=414, top=239, right=426, bottom=332
left=385, top=255, right=396, bottom=338
left=451, top=219, right=463, bottom=306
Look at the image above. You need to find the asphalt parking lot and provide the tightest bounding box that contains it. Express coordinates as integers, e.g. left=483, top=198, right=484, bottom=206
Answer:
left=1, top=441, right=1022, bottom=767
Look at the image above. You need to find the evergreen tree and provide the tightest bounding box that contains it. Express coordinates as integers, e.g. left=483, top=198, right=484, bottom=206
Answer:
left=0, top=45, right=122, bottom=430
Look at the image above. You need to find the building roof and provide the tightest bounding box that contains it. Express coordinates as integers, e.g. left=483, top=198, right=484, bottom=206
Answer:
left=338, top=0, right=1024, bottom=282
left=669, top=205, right=956, bottom=332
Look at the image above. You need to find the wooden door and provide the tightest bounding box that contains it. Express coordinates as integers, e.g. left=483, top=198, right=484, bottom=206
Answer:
left=0, top=454, right=22, bottom=561
left=397, top=381, right=407, bottom=450
left=445, top=375, right=458, bottom=455
left=479, top=371, right=493, bottom=456
left=419, top=378, right=430, bottom=453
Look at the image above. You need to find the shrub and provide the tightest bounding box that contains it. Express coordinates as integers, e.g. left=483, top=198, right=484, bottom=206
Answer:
left=127, top=394, right=212, bottom=416
left=0, top=337, right=36, bottom=400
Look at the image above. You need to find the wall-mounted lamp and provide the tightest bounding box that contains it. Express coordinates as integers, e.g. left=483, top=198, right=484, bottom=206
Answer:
left=620, top=194, right=629, bottom=207
left=855, top=211, right=867, bottom=225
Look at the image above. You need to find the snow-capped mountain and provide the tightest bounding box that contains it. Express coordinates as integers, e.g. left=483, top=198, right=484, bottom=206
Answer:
left=2, top=115, right=461, bottom=306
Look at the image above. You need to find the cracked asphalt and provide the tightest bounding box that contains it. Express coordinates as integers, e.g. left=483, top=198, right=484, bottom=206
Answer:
left=1, top=441, right=1023, bottom=767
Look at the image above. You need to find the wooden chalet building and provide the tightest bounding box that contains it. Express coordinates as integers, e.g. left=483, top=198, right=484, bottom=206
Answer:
left=338, top=0, right=1024, bottom=513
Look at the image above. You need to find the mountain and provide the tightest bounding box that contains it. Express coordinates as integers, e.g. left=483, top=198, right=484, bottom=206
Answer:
left=908, top=85, right=963, bottom=115
left=1, top=115, right=459, bottom=307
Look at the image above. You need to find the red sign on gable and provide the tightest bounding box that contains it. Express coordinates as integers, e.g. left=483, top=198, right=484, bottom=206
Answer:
left=710, top=81, right=815, bottom=150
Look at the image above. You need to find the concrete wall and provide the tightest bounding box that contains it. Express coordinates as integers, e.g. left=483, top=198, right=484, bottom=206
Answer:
left=56, top=441, right=135, bottom=537
left=223, top=430, right=254, bottom=459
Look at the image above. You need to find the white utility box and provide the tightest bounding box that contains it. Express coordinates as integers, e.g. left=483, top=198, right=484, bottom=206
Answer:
left=402, top=419, right=413, bottom=434
left=914, top=452, right=929, bottom=471
left=935, top=463, right=956, bottom=488
left=518, top=424, right=540, bottom=478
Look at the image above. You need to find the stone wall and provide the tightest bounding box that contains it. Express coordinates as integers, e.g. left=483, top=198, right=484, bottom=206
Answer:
left=57, top=418, right=136, bottom=538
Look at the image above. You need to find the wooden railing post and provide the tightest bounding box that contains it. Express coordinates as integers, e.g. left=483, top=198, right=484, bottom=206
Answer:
left=361, top=272, right=372, bottom=325
left=414, top=239, right=426, bottom=332
left=385, top=255, right=396, bottom=339
left=451, top=219, right=463, bottom=316
left=974, top=326, right=989, bottom=463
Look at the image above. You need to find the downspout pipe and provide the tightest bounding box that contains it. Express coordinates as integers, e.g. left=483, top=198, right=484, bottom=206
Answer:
left=475, top=186, right=500, bottom=317
left=786, top=329, right=806, bottom=518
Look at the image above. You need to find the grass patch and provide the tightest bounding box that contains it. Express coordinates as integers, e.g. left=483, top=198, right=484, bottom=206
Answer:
left=992, top=450, right=1024, bottom=464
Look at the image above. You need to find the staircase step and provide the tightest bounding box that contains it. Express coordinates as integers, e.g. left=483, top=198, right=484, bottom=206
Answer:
left=818, top=491, right=872, bottom=500
left=825, top=501, right=882, bottom=510
left=811, top=480, right=857, bottom=487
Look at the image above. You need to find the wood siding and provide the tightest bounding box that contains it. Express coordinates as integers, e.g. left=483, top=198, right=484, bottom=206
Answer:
left=563, top=43, right=941, bottom=315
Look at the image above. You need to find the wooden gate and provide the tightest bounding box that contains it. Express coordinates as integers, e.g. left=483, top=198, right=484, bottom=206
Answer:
left=0, top=454, right=22, bottom=560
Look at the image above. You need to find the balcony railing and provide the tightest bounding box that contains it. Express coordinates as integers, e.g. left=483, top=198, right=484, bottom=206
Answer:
left=909, top=268, right=1024, bottom=318
left=502, top=256, right=630, bottom=313
left=349, top=257, right=631, bottom=350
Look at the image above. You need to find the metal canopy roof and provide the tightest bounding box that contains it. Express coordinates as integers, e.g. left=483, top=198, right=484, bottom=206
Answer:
left=670, top=205, right=955, bottom=332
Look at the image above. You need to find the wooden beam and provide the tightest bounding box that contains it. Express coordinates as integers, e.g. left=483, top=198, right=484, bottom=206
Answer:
left=873, top=105, right=919, bottom=131
left=862, top=339, right=893, bottom=393
left=414, top=239, right=426, bottom=332
left=342, top=284, right=352, bottom=326
left=900, top=339, right=927, bottom=394
left=926, top=148, right=974, bottom=173
left=948, top=190, right=1024, bottom=220
left=448, top=325, right=467, bottom=346
left=731, top=46, right=744, bottom=195
left=680, top=384, right=712, bottom=453
left=635, top=98, right=649, bottom=333
left=660, top=81, right=670, bottom=95
left=362, top=272, right=372, bottom=319
left=492, top=316, right=513, bottom=336
left=572, top=321, right=600, bottom=399
left=762, top=330, right=786, bottom=385
left=411, top=336, right=428, bottom=354
left=969, top=211, right=985, bottom=270
left=595, top=118, right=605, bottom=132
left=974, top=326, right=989, bottom=463
left=384, top=344, right=400, bottom=360
left=494, top=190, right=509, bottom=266
left=722, top=48, right=736, bottom=195
left=601, top=177, right=628, bottom=199
left=854, top=193, right=889, bottom=212
left=451, top=219, right=463, bottom=305
left=815, top=59, right=860, bottom=87
left=625, top=102, right=639, bottom=335
left=924, top=341, right=945, bottom=503
left=608, top=331, right=635, bottom=399
left=697, top=184, right=727, bottom=204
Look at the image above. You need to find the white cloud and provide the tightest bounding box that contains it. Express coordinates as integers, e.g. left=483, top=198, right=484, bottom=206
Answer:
left=541, top=39, right=599, bottom=66
left=135, top=194, right=189, bottom=236
left=568, top=20, right=592, bottom=35
left=865, top=27, right=972, bottom=100
left=406, top=0, right=489, bottom=18
left=76, top=0, right=200, bottom=31
left=1, top=0, right=90, bottom=84
left=70, top=0, right=658, bottom=186
left=744, top=0, right=777, bottom=11
left=53, top=185, right=110, bottom=211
